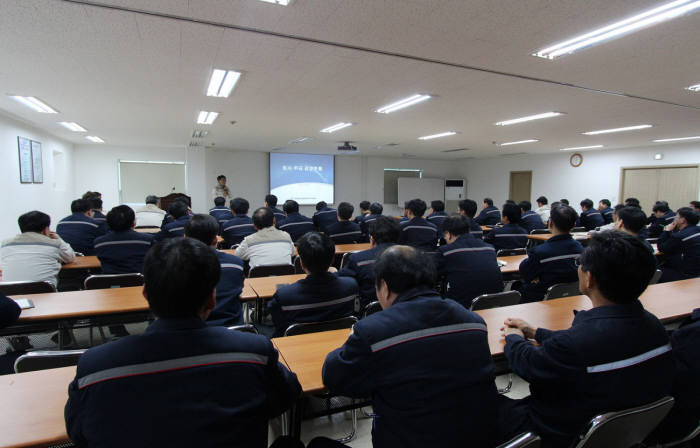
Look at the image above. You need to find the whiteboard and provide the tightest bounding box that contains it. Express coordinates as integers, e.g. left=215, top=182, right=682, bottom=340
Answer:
left=119, top=161, right=186, bottom=204
left=398, top=177, right=444, bottom=206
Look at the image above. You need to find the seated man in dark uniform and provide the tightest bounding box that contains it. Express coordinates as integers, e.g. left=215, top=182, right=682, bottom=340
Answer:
left=519, top=201, right=547, bottom=234
left=577, top=198, right=605, bottom=230
left=359, top=202, right=384, bottom=237
left=267, top=232, right=358, bottom=337
left=614, top=206, right=655, bottom=253
left=277, top=200, right=314, bottom=242
left=95, top=205, right=154, bottom=274
left=474, top=197, right=501, bottom=226
left=312, top=201, right=338, bottom=233
left=154, top=200, right=190, bottom=241
left=435, top=215, right=503, bottom=309
left=597, top=199, right=614, bottom=224
left=458, top=198, right=484, bottom=239
left=484, top=203, right=528, bottom=251
left=426, top=200, right=449, bottom=240
left=500, top=231, right=674, bottom=447
left=185, top=214, right=246, bottom=327
left=658, top=207, right=700, bottom=282
left=65, top=238, right=301, bottom=447
left=209, top=196, right=234, bottom=230
left=56, top=198, right=108, bottom=255
left=89, top=197, right=109, bottom=233
left=0, top=293, right=20, bottom=328
left=264, top=194, right=286, bottom=223
left=339, top=216, right=400, bottom=310
left=519, top=205, right=584, bottom=303
left=648, top=201, right=676, bottom=238
left=221, top=197, right=255, bottom=247
left=399, top=198, right=438, bottom=252
left=315, top=245, right=499, bottom=448
left=325, top=202, right=362, bottom=244
left=353, top=200, right=371, bottom=226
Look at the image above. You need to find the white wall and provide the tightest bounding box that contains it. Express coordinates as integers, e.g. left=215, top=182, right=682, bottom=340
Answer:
left=463, top=146, right=700, bottom=211
left=0, top=113, right=75, bottom=240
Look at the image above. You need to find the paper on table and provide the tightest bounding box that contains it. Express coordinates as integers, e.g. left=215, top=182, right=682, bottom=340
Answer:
left=13, top=298, right=35, bottom=309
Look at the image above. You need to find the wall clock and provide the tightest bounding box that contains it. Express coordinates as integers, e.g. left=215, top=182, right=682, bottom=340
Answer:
left=570, top=153, right=583, bottom=167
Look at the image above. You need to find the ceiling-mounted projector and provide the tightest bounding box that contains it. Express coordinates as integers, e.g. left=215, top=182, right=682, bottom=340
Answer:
left=337, top=141, right=358, bottom=151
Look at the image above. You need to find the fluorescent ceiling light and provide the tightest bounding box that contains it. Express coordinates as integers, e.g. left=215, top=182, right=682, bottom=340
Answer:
left=376, top=94, right=431, bottom=114
left=320, top=122, right=352, bottom=133
left=206, top=69, right=242, bottom=97
left=534, top=0, right=700, bottom=59
left=499, top=139, right=539, bottom=146
left=197, top=111, right=219, bottom=125
left=686, top=83, right=700, bottom=92
left=560, top=145, right=603, bottom=151
left=58, top=121, right=87, bottom=132
left=583, top=124, right=652, bottom=135
left=652, top=135, right=700, bottom=142
left=192, top=130, right=209, bottom=138
left=418, top=131, right=457, bottom=140
left=289, top=136, right=312, bottom=144
left=495, top=111, right=563, bottom=126
left=258, top=0, right=291, bottom=4
left=85, top=136, right=104, bottom=143
left=9, top=95, right=58, bottom=113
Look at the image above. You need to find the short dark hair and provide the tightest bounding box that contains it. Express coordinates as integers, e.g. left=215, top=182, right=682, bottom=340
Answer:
left=369, top=216, right=401, bottom=244
left=580, top=199, right=594, bottom=209
left=253, top=207, right=274, bottom=229
left=71, top=199, right=92, bottom=214
left=89, top=198, right=103, bottom=210
left=297, top=232, right=334, bottom=274
left=184, top=214, right=219, bottom=246
left=145, top=195, right=159, bottom=205
left=560, top=199, right=570, bottom=205
left=599, top=199, right=611, bottom=207
left=442, top=215, right=469, bottom=236
left=430, top=200, right=445, bottom=212
left=652, top=201, right=670, bottom=213
left=18, top=211, right=50, bottom=233
left=613, top=203, right=626, bottom=214
left=406, top=199, right=427, bottom=217
left=283, top=200, right=299, bottom=214
left=337, top=202, right=354, bottom=220
left=691, top=200, right=700, bottom=211
left=359, top=201, right=371, bottom=211
left=214, top=197, right=226, bottom=206
left=265, top=194, right=278, bottom=207
left=106, top=205, right=135, bottom=232
left=374, top=246, right=436, bottom=295
left=551, top=201, right=561, bottom=208
left=369, top=202, right=383, bottom=215
left=459, top=199, right=477, bottom=218
left=536, top=196, right=548, bottom=205
left=168, top=200, right=189, bottom=219
left=550, top=205, right=578, bottom=232
left=316, top=201, right=327, bottom=211
left=579, top=231, right=656, bottom=304
left=483, top=198, right=494, bottom=206
left=217, top=175, right=226, bottom=181
left=505, top=200, right=516, bottom=205
left=230, top=197, right=249, bottom=215
left=519, top=200, right=532, bottom=211
left=624, top=197, right=641, bottom=208
left=82, top=191, right=101, bottom=200
left=502, top=203, right=521, bottom=223
left=677, top=207, right=699, bottom=226
left=144, top=238, right=220, bottom=318
left=616, top=206, right=647, bottom=234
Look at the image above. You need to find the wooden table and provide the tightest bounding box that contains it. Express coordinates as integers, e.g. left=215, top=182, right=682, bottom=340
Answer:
left=499, top=254, right=526, bottom=275
left=61, top=256, right=101, bottom=270
left=0, top=366, right=76, bottom=448
left=527, top=232, right=588, bottom=242
left=134, top=227, right=159, bottom=233
left=245, top=274, right=307, bottom=299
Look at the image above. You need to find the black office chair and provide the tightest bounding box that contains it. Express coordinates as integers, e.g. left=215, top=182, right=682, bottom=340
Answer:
left=227, top=324, right=259, bottom=334
left=293, top=256, right=304, bottom=274
left=543, top=281, right=581, bottom=301
left=363, top=301, right=382, bottom=318
left=470, top=291, right=521, bottom=311
left=572, top=227, right=588, bottom=233
left=0, top=280, right=56, bottom=295
left=529, top=229, right=551, bottom=235
left=284, top=316, right=358, bottom=337
left=572, top=396, right=674, bottom=448
left=248, top=264, right=296, bottom=278
left=496, top=432, right=542, bottom=448
left=14, top=349, right=86, bottom=373
left=83, top=273, right=144, bottom=290
left=497, top=248, right=527, bottom=257
left=649, top=269, right=663, bottom=285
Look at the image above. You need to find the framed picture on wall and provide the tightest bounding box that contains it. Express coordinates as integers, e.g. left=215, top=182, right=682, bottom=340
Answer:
left=17, top=136, right=33, bottom=183
left=31, top=140, right=43, bottom=183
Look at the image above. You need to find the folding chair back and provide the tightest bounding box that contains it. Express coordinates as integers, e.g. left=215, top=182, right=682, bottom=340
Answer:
left=543, top=281, right=581, bottom=301
left=363, top=301, right=382, bottom=317
left=14, top=349, right=86, bottom=373
left=84, top=273, right=145, bottom=290
left=227, top=324, right=259, bottom=334
left=530, top=229, right=551, bottom=235
left=284, top=316, right=358, bottom=337
left=248, top=264, right=296, bottom=278
left=0, top=281, right=56, bottom=295
left=497, top=248, right=527, bottom=257
left=648, top=269, right=662, bottom=285
left=496, top=432, right=541, bottom=448
left=471, top=290, right=521, bottom=311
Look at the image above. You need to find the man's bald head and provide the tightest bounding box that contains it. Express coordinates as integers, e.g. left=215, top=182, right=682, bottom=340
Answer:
left=374, top=245, right=437, bottom=296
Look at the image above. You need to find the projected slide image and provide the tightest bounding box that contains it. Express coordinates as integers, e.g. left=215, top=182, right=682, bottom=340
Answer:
left=270, top=153, right=334, bottom=205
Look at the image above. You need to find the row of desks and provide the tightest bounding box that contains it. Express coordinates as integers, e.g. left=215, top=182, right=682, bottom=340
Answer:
left=2, top=277, right=698, bottom=448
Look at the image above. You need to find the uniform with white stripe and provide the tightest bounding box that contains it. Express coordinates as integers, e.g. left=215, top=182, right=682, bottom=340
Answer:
left=312, top=206, right=338, bottom=233
left=65, top=317, right=301, bottom=447
left=154, top=215, right=190, bottom=241
left=577, top=208, right=606, bottom=231
left=483, top=222, right=528, bottom=251
left=426, top=211, right=449, bottom=239
left=648, top=210, right=677, bottom=238
left=502, top=300, right=674, bottom=447
left=221, top=215, right=255, bottom=247
left=519, top=234, right=584, bottom=302
left=325, top=220, right=362, bottom=244
left=56, top=212, right=108, bottom=255
left=208, top=206, right=234, bottom=231
left=474, top=205, right=501, bottom=226
left=359, top=213, right=381, bottom=239
left=338, top=243, right=394, bottom=308
left=94, top=230, right=154, bottom=274
left=322, top=287, right=499, bottom=448
left=267, top=272, right=358, bottom=337
left=599, top=206, right=614, bottom=224
left=519, top=210, right=548, bottom=234
left=658, top=225, right=700, bottom=282
left=468, top=217, right=484, bottom=240
left=208, top=251, right=245, bottom=326
left=399, top=216, right=438, bottom=251
left=277, top=212, right=315, bottom=242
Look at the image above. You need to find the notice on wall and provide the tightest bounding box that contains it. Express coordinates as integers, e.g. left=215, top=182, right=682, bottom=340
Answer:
left=17, top=136, right=33, bottom=183
left=31, top=140, right=43, bottom=183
